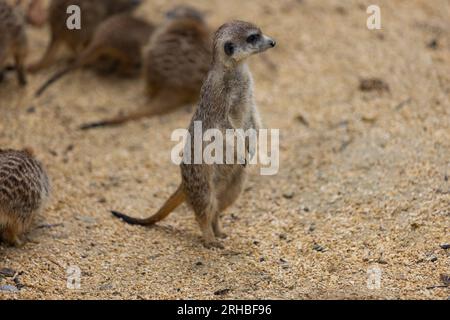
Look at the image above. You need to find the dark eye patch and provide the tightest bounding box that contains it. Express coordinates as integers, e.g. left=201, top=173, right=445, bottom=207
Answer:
left=224, top=42, right=235, bottom=56
left=246, top=34, right=261, bottom=44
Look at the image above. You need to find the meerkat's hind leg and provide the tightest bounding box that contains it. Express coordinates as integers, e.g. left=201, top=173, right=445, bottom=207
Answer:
left=14, top=49, right=27, bottom=86
left=194, top=197, right=224, bottom=249
left=212, top=213, right=227, bottom=239
left=1, top=225, right=24, bottom=247
left=197, top=213, right=223, bottom=249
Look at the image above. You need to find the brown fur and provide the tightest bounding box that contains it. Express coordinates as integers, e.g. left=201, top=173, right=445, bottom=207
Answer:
left=111, top=21, right=276, bottom=248
left=12, top=0, right=47, bottom=26
left=0, top=149, right=50, bottom=246
left=25, top=0, right=47, bottom=27
left=80, top=5, right=212, bottom=130
left=35, top=14, right=155, bottom=97
left=0, top=0, right=27, bottom=86
left=28, top=0, right=141, bottom=72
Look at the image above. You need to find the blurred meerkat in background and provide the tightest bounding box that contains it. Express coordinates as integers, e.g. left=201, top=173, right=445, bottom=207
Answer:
left=12, top=0, right=47, bottom=27
left=80, top=5, right=212, bottom=130
left=35, top=14, right=155, bottom=97
left=28, top=0, right=142, bottom=72
left=0, top=0, right=28, bottom=86
left=0, top=149, right=50, bottom=247
left=25, top=0, right=47, bottom=26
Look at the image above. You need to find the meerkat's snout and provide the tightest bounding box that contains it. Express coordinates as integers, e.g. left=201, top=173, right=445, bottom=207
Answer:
left=266, top=36, right=276, bottom=48
left=260, top=35, right=276, bottom=52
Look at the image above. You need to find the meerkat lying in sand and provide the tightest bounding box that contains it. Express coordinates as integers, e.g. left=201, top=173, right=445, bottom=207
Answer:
left=28, top=0, right=142, bottom=73
left=0, top=149, right=50, bottom=246
left=112, top=20, right=276, bottom=248
left=35, top=14, right=155, bottom=97
left=80, top=5, right=212, bottom=130
left=0, top=0, right=28, bottom=86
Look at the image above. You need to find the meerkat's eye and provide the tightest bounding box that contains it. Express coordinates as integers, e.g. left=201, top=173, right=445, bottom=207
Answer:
left=246, top=34, right=261, bottom=44
left=224, top=42, right=235, bottom=56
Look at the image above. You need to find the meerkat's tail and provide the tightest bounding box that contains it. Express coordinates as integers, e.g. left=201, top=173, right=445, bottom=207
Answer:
left=35, top=45, right=103, bottom=97
left=80, top=89, right=194, bottom=130
left=79, top=109, right=157, bottom=130
left=34, top=66, right=75, bottom=97
left=111, top=185, right=186, bottom=226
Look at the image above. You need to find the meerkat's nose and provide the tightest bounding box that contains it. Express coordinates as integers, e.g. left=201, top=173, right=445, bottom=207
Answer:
left=268, top=38, right=276, bottom=47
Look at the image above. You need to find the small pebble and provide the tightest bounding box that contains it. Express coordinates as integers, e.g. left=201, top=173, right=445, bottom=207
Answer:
left=76, top=215, right=96, bottom=224
left=279, top=234, right=287, bottom=240
left=0, top=285, right=19, bottom=293
left=427, top=39, right=438, bottom=49
left=295, top=114, right=309, bottom=127
left=279, top=258, right=290, bottom=269
left=313, top=244, right=326, bottom=252
left=26, top=106, right=36, bottom=113
left=359, top=78, right=390, bottom=92
left=99, top=283, right=113, bottom=291
left=0, top=268, right=16, bottom=278
left=214, top=288, right=231, bottom=296
left=283, top=192, right=294, bottom=199
left=440, top=244, right=450, bottom=250
left=440, top=274, right=450, bottom=286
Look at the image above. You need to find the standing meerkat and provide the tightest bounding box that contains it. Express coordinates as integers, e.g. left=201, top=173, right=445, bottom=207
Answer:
left=0, top=0, right=27, bottom=86
left=28, top=0, right=142, bottom=73
left=0, top=149, right=50, bottom=246
left=112, top=20, right=276, bottom=248
left=35, top=14, right=155, bottom=97
left=80, top=5, right=212, bottom=130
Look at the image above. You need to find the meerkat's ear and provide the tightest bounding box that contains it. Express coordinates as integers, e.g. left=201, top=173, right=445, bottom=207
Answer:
left=224, top=42, right=235, bottom=56
left=22, top=147, right=35, bottom=156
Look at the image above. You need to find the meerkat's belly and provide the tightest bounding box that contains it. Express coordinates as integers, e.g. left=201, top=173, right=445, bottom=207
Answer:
left=213, top=163, right=245, bottom=189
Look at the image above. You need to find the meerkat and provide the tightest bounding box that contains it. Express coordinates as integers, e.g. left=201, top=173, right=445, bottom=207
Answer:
left=80, top=5, right=212, bottom=130
left=11, top=0, right=47, bottom=27
left=0, top=149, right=50, bottom=246
left=0, top=0, right=27, bottom=86
left=28, top=0, right=142, bottom=73
left=25, top=0, right=47, bottom=26
left=112, top=21, right=276, bottom=248
left=35, top=14, right=155, bottom=97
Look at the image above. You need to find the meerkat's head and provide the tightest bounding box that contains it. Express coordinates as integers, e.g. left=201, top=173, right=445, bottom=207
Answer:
left=165, top=5, right=206, bottom=23
left=213, top=20, right=276, bottom=66
left=107, top=0, right=142, bottom=14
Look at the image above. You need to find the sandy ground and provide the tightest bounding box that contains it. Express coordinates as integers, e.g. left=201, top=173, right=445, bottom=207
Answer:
left=0, top=0, right=449, bottom=300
